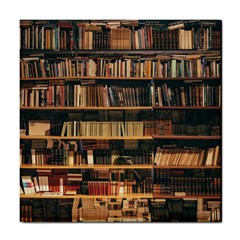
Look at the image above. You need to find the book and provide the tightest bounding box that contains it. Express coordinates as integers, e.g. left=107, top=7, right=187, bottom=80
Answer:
left=28, top=120, right=50, bottom=136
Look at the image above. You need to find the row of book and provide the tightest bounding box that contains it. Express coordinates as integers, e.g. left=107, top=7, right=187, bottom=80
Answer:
left=20, top=55, right=221, bottom=78
left=20, top=199, right=73, bottom=222
left=20, top=82, right=221, bottom=107
left=154, top=169, right=221, bottom=196
left=61, top=121, right=145, bottom=137
left=154, top=145, right=220, bottom=166
left=21, top=169, right=153, bottom=196
left=20, top=144, right=220, bottom=167
left=20, top=84, right=152, bottom=107
left=20, top=197, right=220, bottom=222
left=20, top=148, right=153, bottom=165
left=20, top=20, right=221, bottom=50
left=73, top=198, right=151, bottom=222
left=153, top=176, right=221, bottom=196
left=152, top=83, right=221, bottom=107
left=87, top=178, right=152, bottom=196
left=21, top=169, right=83, bottom=195
left=150, top=198, right=221, bottom=222
left=60, top=120, right=221, bottom=137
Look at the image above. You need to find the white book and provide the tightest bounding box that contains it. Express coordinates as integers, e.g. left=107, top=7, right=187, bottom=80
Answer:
left=31, top=149, right=36, bottom=165
left=87, top=150, right=94, bottom=165
left=33, top=176, right=40, bottom=192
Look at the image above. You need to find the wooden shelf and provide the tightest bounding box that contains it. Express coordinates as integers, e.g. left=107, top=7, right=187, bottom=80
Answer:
left=20, top=106, right=221, bottom=111
left=20, top=76, right=221, bottom=81
left=20, top=76, right=153, bottom=81
left=20, top=49, right=221, bottom=56
left=153, top=106, right=221, bottom=110
left=153, top=77, right=221, bottom=81
left=20, top=164, right=153, bottom=169
left=20, top=135, right=153, bottom=140
left=20, top=193, right=221, bottom=199
left=153, top=165, right=221, bottom=169
left=20, top=193, right=153, bottom=199
left=20, top=106, right=153, bottom=111
left=153, top=194, right=221, bottom=199
left=20, top=164, right=221, bottom=170
left=20, top=135, right=221, bottom=140
left=153, top=135, right=221, bottom=140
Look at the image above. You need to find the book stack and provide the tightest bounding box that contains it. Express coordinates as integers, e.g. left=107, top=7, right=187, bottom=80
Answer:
left=122, top=198, right=151, bottom=222
left=81, top=198, right=109, bottom=222
left=107, top=198, right=123, bottom=222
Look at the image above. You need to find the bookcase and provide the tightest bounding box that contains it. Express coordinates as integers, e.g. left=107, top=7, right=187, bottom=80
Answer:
left=20, top=19, right=222, bottom=222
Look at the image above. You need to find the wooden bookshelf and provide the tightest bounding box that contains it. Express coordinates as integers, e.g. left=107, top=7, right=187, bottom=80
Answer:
left=20, top=19, right=222, bottom=223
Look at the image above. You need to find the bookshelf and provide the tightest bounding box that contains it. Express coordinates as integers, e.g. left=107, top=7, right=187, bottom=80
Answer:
left=20, top=19, right=222, bottom=223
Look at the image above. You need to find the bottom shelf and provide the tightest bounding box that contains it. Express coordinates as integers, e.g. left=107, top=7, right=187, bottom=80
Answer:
left=20, top=195, right=221, bottom=223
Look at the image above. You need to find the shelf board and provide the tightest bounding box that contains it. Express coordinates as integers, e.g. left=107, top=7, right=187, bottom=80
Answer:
left=20, top=106, right=221, bottom=111
left=20, top=164, right=221, bottom=170
left=153, top=195, right=221, bottom=199
left=20, top=135, right=221, bottom=140
left=20, top=164, right=153, bottom=169
left=152, top=135, right=221, bottom=140
left=20, top=76, right=221, bottom=81
left=20, top=76, right=153, bottom=81
left=153, top=106, right=221, bottom=110
left=20, top=193, right=221, bottom=199
left=20, top=135, right=153, bottom=140
left=20, top=106, right=153, bottom=111
left=20, top=193, right=153, bottom=199
left=153, top=77, right=221, bottom=81
left=20, top=49, right=221, bottom=56
left=153, top=165, right=221, bottom=169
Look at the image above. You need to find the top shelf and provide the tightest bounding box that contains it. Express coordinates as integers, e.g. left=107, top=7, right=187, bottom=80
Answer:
left=20, top=49, right=221, bottom=56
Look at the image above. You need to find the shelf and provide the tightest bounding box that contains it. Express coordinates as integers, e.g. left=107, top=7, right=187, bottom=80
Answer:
left=20, top=106, right=153, bottom=111
left=153, top=165, right=221, bottom=169
left=153, top=77, right=221, bottom=81
left=153, top=106, right=221, bottom=110
left=20, top=193, right=153, bottom=199
left=20, top=193, right=221, bottom=199
left=20, top=135, right=153, bottom=140
left=153, top=195, right=221, bottom=199
left=20, top=76, right=153, bottom=81
left=20, top=49, right=221, bottom=56
left=152, top=135, right=221, bottom=140
left=20, top=106, right=221, bottom=111
left=20, top=164, right=221, bottom=170
left=20, top=76, right=221, bottom=81
left=20, top=164, right=153, bottom=169
left=20, top=135, right=221, bottom=140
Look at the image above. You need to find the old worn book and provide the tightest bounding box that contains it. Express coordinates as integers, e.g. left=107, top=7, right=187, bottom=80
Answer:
left=28, top=120, right=50, bottom=135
